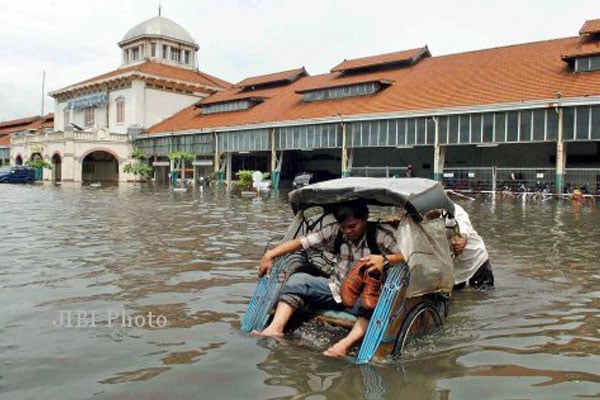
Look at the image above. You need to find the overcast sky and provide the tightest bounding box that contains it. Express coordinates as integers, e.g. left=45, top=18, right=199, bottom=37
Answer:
left=0, top=0, right=597, bottom=121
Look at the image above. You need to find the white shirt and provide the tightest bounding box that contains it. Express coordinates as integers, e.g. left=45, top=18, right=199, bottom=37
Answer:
left=450, top=203, right=489, bottom=285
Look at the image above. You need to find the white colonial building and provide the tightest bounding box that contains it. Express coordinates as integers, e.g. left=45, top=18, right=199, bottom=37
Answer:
left=10, top=14, right=230, bottom=183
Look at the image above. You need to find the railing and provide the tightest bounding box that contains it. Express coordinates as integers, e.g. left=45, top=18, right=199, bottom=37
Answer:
left=349, top=166, right=409, bottom=178
left=442, top=167, right=495, bottom=192
left=10, top=129, right=129, bottom=145
left=443, top=166, right=600, bottom=195
left=564, top=168, right=600, bottom=194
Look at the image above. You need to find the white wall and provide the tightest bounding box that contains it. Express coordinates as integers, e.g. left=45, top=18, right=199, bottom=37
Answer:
left=145, top=87, right=200, bottom=128
left=108, top=88, right=132, bottom=134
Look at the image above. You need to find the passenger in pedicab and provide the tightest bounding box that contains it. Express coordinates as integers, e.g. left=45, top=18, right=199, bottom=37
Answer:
left=251, top=199, right=406, bottom=358
left=448, top=202, right=494, bottom=290
left=387, top=201, right=494, bottom=290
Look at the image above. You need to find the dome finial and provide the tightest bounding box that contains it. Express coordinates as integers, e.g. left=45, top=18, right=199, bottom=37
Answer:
left=158, top=2, right=162, bottom=17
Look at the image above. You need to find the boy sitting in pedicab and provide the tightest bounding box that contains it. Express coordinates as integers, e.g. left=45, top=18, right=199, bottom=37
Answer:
left=251, top=199, right=406, bottom=358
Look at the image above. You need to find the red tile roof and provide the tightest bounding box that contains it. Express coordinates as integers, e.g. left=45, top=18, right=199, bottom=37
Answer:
left=330, top=47, right=430, bottom=73
left=295, top=78, right=394, bottom=94
left=146, top=35, right=600, bottom=135
left=235, top=67, right=307, bottom=89
left=579, top=19, right=600, bottom=35
left=199, top=95, right=267, bottom=106
left=51, top=61, right=231, bottom=96
left=0, top=114, right=54, bottom=146
left=0, top=116, right=40, bottom=130
left=0, top=114, right=54, bottom=136
left=561, top=34, right=600, bottom=60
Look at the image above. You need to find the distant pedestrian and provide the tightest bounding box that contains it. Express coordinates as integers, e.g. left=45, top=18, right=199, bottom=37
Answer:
left=405, top=164, right=413, bottom=178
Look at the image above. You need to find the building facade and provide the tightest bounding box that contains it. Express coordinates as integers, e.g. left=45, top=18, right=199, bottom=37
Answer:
left=10, top=15, right=230, bottom=183
left=138, top=18, right=600, bottom=193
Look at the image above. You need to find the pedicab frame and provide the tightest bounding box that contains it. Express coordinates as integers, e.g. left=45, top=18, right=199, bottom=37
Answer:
left=242, top=177, right=456, bottom=364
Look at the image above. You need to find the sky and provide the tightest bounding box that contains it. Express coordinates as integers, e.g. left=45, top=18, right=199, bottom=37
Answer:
left=0, top=0, right=598, bottom=121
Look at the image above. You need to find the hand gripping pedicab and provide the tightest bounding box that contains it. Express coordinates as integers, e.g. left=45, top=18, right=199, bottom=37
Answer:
left=242, top=177, right=456, bottom=364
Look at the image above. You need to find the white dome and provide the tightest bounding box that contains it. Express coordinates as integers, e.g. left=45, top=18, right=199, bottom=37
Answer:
left=121, top=16, right=198, bottom=48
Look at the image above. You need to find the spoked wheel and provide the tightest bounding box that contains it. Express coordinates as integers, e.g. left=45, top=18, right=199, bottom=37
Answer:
left=392, top=301, right=442, bottom=358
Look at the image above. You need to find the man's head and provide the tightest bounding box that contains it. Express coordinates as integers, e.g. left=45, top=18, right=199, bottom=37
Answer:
left=333, top=200, right=369, bottom=242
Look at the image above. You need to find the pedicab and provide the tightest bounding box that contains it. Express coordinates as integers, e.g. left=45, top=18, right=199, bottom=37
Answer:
left=242, top=177, right=456, bottom=364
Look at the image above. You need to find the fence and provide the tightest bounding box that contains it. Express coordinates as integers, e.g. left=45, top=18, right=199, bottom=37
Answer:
left=443, top=166, right=600, bottom=194
left=350, top=166, right=409, bottom=178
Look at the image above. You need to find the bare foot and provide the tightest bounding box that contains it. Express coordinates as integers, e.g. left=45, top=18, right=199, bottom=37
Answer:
left=323, top=342, right=349, bottom=358
left=250, top=329, right=284, bottom=339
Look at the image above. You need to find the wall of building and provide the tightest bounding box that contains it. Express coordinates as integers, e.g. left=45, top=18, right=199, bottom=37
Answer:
left=145, top=87, right=200, bottom=128
left=108, top=87, right=133, bottom=135
left=0, top=147, right=9, bottom=164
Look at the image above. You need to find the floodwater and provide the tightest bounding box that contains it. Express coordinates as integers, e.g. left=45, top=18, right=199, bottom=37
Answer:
left=0, top=183, right=598, bottom=400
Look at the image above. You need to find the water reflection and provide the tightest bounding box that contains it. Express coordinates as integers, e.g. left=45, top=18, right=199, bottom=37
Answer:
left=0, top=184, right=599, bottom=399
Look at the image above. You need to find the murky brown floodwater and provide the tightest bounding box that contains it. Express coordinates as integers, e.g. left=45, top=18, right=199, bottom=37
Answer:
left=0, top=183, right=598, bottom=400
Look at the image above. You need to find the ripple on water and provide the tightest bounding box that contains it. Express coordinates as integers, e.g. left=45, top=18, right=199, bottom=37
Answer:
left=1, top=185, right=600, bottom=399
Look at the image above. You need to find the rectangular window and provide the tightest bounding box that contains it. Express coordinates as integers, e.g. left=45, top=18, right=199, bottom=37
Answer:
left=438, top=116, right=448, bottom=144
left=471, top=114, right=482, bottom=143
left=576, top=106, right=590, bottom=140
left=448, top=116, right=459, bottom=144
left=84, top=107, right=95, bottom=127
left=116, top=100, right=125, bottom=124
left=426, top=118, right=435, bottom=145
left=494, top=112, right=506, bottom=142
left=184, top=50, right=190, bottom=64
left=520, top=110, right=532, bottom=141
left=459, top=115, right=470, bottom=143
left=577, top=57, right=590, bottom=72
left=507, top=112, right=518, bottom=142
left=416, top=118, right=426, bottom=144
left=131, top=47, right=139, bottom=61
left=533, top=109, right=545, bottom=141
left=407, top=119, right=416, bottom=145
left=369, top=121, right=379, bottom=146
left=563, top=108, right=575, bottom=140
left=151, top=43, right=156, bottom=57
left=590, top=56, right=600, bottom=71
left=591, top=105, right=600, bottom=139
left=482, top=113, right=493, bottom=142
left=63, top=108, right=70, bottom=129
left=162, top=45, right=169, bottom=59
left=302, top=82, right=383, bottom=102
left=171, top=48, right=180, bottom=62
left=398, top=119, right=407, bottom=146
left=547, top=109, right=558, bottom=140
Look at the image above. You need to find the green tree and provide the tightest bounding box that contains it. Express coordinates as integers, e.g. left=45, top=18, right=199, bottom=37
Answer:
left=124, top=149, right=153, bottom=183
left=234, top=170, right=270, bottom=191
left=234, top=170, right=254, bottom=191
left=25, top=158, right=52, bottom=170
left=168, top=151, right=195, bottom=186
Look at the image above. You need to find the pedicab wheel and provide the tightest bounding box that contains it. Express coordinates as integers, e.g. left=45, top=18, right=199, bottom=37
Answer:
left=392, top=300, right=442, bottom=357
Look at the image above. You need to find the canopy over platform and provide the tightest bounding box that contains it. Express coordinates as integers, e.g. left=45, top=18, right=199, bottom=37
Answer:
left=288, top=177, right=455, bottom=220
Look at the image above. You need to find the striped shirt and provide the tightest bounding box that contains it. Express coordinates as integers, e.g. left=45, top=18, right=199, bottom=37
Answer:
left=299, top=222, right=400, bottom=303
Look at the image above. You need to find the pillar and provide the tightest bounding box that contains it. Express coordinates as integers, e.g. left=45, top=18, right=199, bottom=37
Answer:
left=432, top=116, right=446, bottom=181
left=555, top=107, right=566, bottom=194
left=341, top=121, right=350, bottom=177
left=214, top=132, right=224, bottom=184
left=270, top=128, right=280, bottom=189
